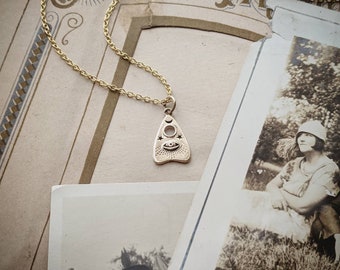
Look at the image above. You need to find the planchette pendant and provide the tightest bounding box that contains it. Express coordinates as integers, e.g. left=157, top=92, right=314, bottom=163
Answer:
left=153, top=114, right=190, bottom=165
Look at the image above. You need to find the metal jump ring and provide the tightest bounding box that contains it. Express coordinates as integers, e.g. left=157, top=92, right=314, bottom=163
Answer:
left=163, top=96, right=176, bottom=115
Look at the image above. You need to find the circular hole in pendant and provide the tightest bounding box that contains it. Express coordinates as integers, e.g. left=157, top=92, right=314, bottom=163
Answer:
left=163, top=125, right=177, bottom=138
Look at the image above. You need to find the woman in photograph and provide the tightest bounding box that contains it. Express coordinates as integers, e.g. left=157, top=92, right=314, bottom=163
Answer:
left=266, top=120, right=340, bottom=260
left=232, top=120, right=339, bottom=258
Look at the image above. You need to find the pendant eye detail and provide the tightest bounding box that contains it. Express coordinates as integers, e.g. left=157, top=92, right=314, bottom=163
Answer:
left=162, top=140, right=180, bottom=151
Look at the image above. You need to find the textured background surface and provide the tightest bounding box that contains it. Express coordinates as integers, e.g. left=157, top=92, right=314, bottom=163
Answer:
left=5, top=0, right=331, bottom=269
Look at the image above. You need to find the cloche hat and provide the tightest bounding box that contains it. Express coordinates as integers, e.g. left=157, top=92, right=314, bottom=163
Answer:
left=296, top=120, right=327, bottom=142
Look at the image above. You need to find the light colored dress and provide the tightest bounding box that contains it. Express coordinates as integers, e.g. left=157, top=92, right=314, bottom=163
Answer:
left=231, top=156, right=339, bottom=242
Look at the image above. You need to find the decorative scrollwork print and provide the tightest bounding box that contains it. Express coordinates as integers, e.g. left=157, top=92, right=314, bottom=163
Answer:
left=51, top=0, right=105, bottom=8
left=51, top=0, right=78, bottom=9
left=60, top=13, right=84, bottom=46
left=215, top=0, right=268, bottom=18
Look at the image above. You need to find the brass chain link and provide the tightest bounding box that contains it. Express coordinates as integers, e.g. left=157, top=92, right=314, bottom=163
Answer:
left=40, top=0, right=173, bottom=105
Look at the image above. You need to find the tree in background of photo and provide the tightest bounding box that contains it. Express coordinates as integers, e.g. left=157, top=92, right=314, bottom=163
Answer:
left=245, top=37, right=339, bottom=191
left=254, top=36, right=339, bottom=168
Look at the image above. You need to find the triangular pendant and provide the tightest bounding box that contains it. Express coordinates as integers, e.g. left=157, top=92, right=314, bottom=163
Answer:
left=153, top=114, right=190, bottom=165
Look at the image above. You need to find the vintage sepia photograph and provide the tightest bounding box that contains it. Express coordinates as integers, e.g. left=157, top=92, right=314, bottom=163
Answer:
left=216, top=36, right=340, bottom=270
left=48, top=182, right=196, bottom=270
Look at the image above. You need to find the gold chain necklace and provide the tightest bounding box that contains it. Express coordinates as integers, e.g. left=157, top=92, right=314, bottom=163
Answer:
left=40, top=0, right=190, bottom=164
